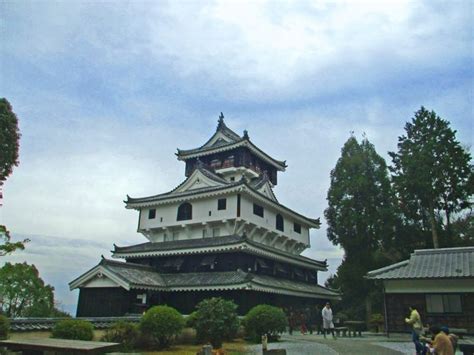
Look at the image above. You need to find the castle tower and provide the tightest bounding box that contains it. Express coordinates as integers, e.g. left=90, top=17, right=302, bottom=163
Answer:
left=70, top=114, right=339, bottom=316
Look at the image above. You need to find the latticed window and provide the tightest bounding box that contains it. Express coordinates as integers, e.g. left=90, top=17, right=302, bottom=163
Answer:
left=276, top=214, right=284, bottom=232
left=177, top=202, right=192, bottom=221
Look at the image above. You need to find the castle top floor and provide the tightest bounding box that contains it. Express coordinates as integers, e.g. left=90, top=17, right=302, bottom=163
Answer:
left=176, top=114, right=286, bottom=185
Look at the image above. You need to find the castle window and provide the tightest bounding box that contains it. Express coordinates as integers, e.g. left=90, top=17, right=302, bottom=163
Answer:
left=293, top=223, right=301, bottom=234
left=218, top=198, right=227, bottom=210
left=177, top=202, right=192, bottom=221
left=212, top=228, right=220, bottom=237
left=253, top=203, right=264, bottom=217
left=276, top=214, right=284, bottom=232
left=148, top=209, right=156, bottom=219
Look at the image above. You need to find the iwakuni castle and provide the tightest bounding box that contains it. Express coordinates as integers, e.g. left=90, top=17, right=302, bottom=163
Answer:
left=70, top=114, right=339, bottom=316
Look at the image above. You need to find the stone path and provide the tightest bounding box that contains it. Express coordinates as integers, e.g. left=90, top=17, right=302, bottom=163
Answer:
left=246, top=333, right=415, bottom=354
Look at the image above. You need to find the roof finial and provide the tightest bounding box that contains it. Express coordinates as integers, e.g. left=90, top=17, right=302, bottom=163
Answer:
left=243, top=129, right=249, bottom=139
left=217, top=112, right=225, bottom=128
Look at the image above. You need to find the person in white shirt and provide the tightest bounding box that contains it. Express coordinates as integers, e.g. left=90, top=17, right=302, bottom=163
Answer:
left=321, top=302, right=336, bottom=339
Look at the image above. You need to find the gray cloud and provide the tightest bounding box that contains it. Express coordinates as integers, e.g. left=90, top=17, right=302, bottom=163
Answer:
left=1, top=0, right=472, bottom=312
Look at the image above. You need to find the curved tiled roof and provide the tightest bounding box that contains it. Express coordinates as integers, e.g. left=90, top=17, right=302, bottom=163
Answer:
left=113, top=234, right=327, bottom=269
left=367, top=247, right=474, bottom=280
left=70, top=258, right=339, bottom=299
left=175, top=116, right=286, bottom=170
left=125, top=178, right=320, bottom=227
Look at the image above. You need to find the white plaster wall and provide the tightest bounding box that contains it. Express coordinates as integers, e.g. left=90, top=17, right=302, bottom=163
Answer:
left=240, top=195, right=310, bottom=246
left=139, top=195, right=238, bottom=231
left=82, top=276, right=120, bottom=288
left=137, top=192, right=311, bottom=248
left=384, top=279, right=474, bottom=293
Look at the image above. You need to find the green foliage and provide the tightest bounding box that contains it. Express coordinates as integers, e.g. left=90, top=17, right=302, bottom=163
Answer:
left=0, top=98, right=20, bottom=183
left=185, top=311, right=198, bottom=328
left=0, top=225, right=29, bottom=257
left=51, top=319, right=94, bottom=341
left=369, top=313, right=384, bottom=332
left=389, top=106, right=473, bottom=248
left=324, top=136, right=397, bottom=318
left=139, top=305, right=184, bottom=349
left=102, top=321, right=139, bottom=351
left=243, top=305, right=287, bottom=342
left=0, top=315, right=9, bottom=340
left=0, top=262, right=55, bottom=317
left=193, top=297, right=239, bottom=349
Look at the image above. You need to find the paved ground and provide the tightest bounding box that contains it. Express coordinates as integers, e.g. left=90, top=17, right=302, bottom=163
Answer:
left=246, top=333, right=415, bottom=354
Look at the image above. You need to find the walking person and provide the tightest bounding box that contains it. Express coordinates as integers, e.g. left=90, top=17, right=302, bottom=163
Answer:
left=405, top=306, right=424, bottom=355
left=299, top=310, right=308, bottom=335
left=321, top=302, right=336, bottom=339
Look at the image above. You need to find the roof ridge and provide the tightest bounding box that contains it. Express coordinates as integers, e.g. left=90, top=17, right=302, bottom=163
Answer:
left=101, top=258, right=155, bottom=270
left=366, top=259, right=410, bottom=276
left=414, top=246, right=474, bottom=255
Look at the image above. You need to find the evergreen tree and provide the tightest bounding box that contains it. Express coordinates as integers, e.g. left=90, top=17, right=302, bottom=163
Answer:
left=0, top=99, right=28, bottom=255
left=325, top=136, right=396, bottom=318
left=389, top=107, right=473, bottom=248
left=0, top=98, right=20, bottom=182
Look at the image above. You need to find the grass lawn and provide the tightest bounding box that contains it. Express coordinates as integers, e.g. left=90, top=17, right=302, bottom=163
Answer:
left=139, top=339, right=249, bottom=354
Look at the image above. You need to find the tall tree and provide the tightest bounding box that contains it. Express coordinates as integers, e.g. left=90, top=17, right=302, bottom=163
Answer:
left=0, top=98, right=20, bottom=182
left=389, top=107, right=473, bottom=248
left=0, top=98, right=28, bottom=255
left=325, top=136, right=397, bottom=318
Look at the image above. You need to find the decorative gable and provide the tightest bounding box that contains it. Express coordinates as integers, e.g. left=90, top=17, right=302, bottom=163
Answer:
left=173, top=169, right=228, bottom=193
left=256, top=181, right=278, bottom=202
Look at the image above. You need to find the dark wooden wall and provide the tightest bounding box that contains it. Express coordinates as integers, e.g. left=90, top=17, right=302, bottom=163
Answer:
left=76, top=288, right=326, bottom=317
left=127, top=252, right=318, bottom=284
left=184, top=147, right=278, bottom=185
left=76, top=288, right=138, bottom=317
left=385, top=293, right=474, bottom=333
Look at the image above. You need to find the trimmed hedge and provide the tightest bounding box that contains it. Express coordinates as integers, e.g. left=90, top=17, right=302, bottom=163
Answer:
left=51, top=319, right=94, bottom=341
left=243, top=305, right=287, bottom=342
left=140, top=305, right=184, bottom=349
left=0, top=315, right=9, bottom=340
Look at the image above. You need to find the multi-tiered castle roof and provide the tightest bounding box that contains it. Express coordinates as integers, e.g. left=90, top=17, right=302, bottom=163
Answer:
left=70, top=114, right=338, bottom=316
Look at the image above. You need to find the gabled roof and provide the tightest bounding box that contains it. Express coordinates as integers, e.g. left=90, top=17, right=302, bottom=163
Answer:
left=176, top=114, right=287, bottom=171
left=112, top=234, right=327, bottom=270
left=367, top=247, right=474, bottom=280
left=250, top=173, right=278, bottom=202
left=69, top=258, right=340, bottom=299
left=125, top=177, right=320, bottom=227
left=125, top=166, right=236, bottom=204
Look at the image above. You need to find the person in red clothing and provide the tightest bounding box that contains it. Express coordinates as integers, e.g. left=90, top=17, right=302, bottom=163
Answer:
left=299, top=310, right=308, bottom=335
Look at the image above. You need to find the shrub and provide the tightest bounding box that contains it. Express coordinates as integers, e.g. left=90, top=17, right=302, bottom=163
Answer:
left=369, top=313, right=384, bottom=333
left=102, top=321, right=139, bottom=350
left=185, top=311, right=198, bottom=328
left=140, top=306, right=184, bottom=349
left=0, top=315, right=9, bottom=340
left=51, top=319, right=94, bottom=341
left=193, top=297, right=239, bottom=349
left=243, top=305, right=287, bottom=342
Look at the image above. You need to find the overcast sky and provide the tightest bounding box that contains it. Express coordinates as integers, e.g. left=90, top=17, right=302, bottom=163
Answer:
left=1, top=0, right=472, bottom=315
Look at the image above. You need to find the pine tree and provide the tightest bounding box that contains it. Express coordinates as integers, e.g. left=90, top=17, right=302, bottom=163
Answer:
left=389, top=107, right=473, bottom=248
left=325, top=136, right=397, bottom=318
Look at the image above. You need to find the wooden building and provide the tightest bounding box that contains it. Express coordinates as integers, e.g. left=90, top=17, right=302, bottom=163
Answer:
left=70, top=114, right=339, bottom=316
left=367, top=247, right=474, bottom=334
